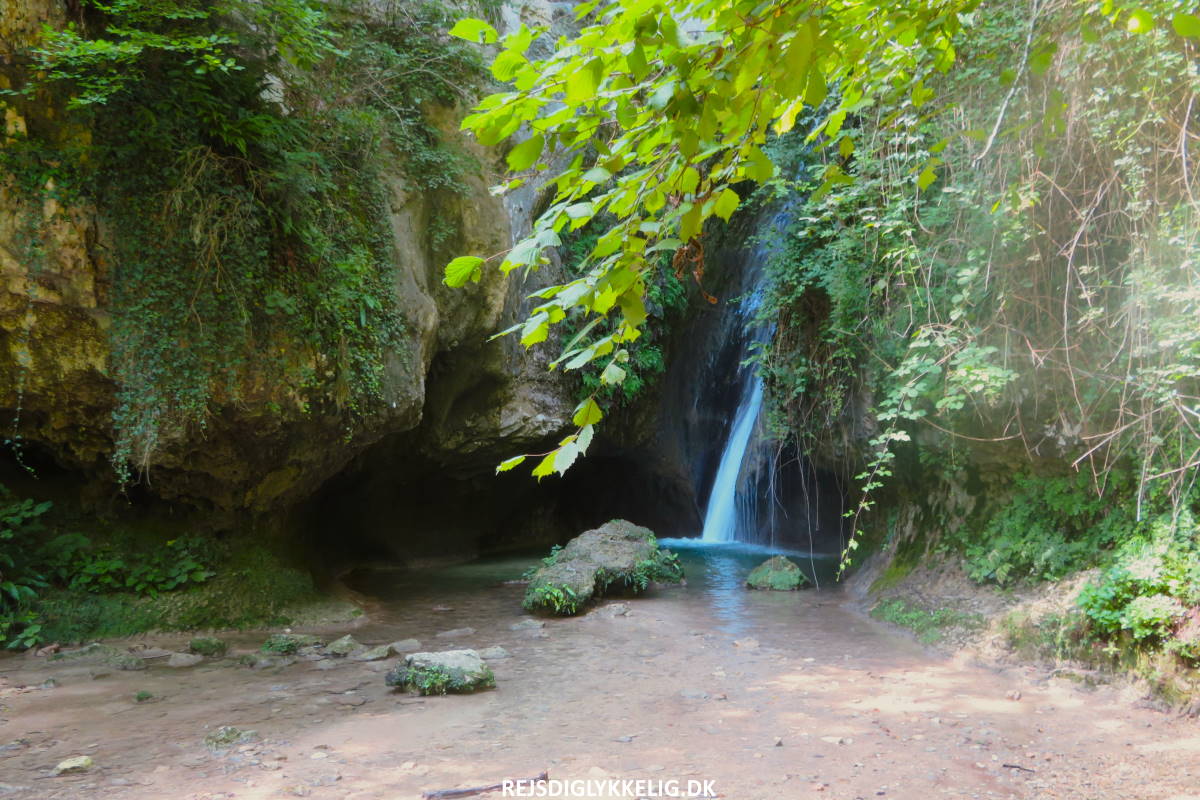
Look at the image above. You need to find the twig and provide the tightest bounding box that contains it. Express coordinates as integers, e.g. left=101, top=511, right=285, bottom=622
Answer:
left=422, top=771, right=549, bottom=799
left=1002, top=763, right=1037, bottom=773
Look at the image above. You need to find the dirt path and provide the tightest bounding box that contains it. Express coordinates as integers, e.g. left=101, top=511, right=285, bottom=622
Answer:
left=1, top=579, right=1198, bottom=800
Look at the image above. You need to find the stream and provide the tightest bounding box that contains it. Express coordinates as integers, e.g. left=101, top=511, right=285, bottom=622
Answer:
left=3, top=547, right=1198, bottom=799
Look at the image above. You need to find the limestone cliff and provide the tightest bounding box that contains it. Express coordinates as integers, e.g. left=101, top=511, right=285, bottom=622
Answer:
left=0, top=0, right=574, bottom=518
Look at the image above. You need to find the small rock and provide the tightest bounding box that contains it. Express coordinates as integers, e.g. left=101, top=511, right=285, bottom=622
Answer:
left=820, top=736, right=850, bottom=745
left=598, top=603, right=630, bottom=617
left=253, top=656, right=296, bottom=670
left=325, top=635, right=362, bottom=657
left=205, top=726, right=259, bottom=751
left=189, top=637, right=228, bottom=657
left=432, top=605, right=454, bottom=612
left=774, top=737, right=784, bottom=747
left=615, top=736, right=634, bottom=743
left=477, top=646, right=511, bottom=660
left=435, top=627, right=476, bottom=639
left=352, top=645, right=394, bottom=662
left=167, top=652, right=204, bottom=668
left=40, top=678, right=58, bottom=689
left=734, top=638, right=760, bottom=650
left=680, top=688, right=710, bottom=700
left=1006, top=689, right=1022, bottom=701
left=53, top=756, right=94, bottom=776
left=510, top=619, right=545, bottom=631
left=389, top=638, right=421, bottom=653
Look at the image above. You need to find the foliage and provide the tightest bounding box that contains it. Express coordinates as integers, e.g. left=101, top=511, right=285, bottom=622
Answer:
left=48, top=536, right=214, bottom=597
left=260, top=634, right=303, bottom=654
left=447, top=0, right=971, bottom=479
left=1078, top=509, right=1200, bottom=657
left=523, top=582, right=580, bottom=615
left=736, top=0, right=1200, bottom=573
left=558, top=218, right=687, bottom=405
left=387, top=663, right=496, bottom=695
left=3, top=0, right=487, bottom=478
left=0, top=487, right=52, bottom=648
left=955, top=473, right=1137, bottom=586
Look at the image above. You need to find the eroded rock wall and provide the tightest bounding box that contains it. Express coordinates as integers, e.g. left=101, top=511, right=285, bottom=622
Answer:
left=0, top=0, right=574, bottom=521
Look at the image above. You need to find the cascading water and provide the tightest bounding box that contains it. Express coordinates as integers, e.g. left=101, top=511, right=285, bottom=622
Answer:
left=700, top=370, right=764, bottom=542
left=699, top=239, right=773, bottom=544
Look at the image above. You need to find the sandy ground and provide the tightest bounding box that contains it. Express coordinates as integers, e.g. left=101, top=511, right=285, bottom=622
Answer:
left=1, top=577, right=1198, bottom=800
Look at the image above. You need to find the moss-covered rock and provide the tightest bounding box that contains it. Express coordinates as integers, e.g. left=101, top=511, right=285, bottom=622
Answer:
left=188, top=637, right=227, bottom=657
left=385, top=649, right=495, bottom=695
left=746, top=556, right=809, bottom=591
left=523, top=520, right=684, bottom=615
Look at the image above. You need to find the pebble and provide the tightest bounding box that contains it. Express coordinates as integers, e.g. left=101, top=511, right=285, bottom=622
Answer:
left=510, top=619, right=545, bottom=631
left=435, top=627, right=476, bottom=639
left=734, top=638, right=760, bottom=650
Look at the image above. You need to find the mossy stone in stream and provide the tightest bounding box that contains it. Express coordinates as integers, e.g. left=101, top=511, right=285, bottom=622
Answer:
left=188, top=637, right=227, bottom=657
left=385, top=650, right=495, bottom=695
left=523, top=520, right=684, bottom=615
left=746, top=556, right=809, bottom=591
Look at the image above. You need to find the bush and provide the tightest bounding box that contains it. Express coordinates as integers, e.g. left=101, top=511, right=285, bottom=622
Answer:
left=959, top=473, right=1135, bottom=586
left=1078, top=509, right=1200, bottom=657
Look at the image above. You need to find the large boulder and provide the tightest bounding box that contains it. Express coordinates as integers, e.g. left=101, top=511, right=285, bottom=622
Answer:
left=746, top=556, right=809, bottom=591
left=385, top=649, right=495, bottom=695
left=523, top=520, right=684, bottom=615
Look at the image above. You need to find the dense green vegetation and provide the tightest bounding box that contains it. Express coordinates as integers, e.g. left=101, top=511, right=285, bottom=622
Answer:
left=0, top=483, right=344, bottom=649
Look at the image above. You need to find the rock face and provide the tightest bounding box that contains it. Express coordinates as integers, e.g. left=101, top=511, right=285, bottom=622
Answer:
left=746, top=556, right=809, bottom=591
left=523, top=520, right=684, bottom=615
left=385, top=649, right=495, bottom=695
left=0, top=0, right=574, bottom=523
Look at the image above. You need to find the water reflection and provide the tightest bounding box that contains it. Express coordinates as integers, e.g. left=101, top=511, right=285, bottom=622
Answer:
left=659, top=537, right=838, bottom=635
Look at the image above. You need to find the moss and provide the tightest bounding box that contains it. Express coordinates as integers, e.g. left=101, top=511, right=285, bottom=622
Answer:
left=746, top=556, right=810, bottom=591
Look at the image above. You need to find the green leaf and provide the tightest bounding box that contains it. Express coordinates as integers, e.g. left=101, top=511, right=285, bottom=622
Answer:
left=507, top=133, right=545, bottom=171
left=1126, top=8, right=1154, bottom=34
left=496, top=455, right=526, bottom=474
left=1172, top=13, right=1200, bottom=38
left=713, top=188, right=740, bottom=221
left=531, top=453, right=557, bottom=480
left=444, top=256, right=484, bottom=287
left=572, top=397, right=603, bottom=426
left=565, top=60, right=600, bottom=105
left=917, top=166, right=938, bottom=191
left=449, top=18, right=498, bottom=44
left=600, top=362, right=626, bottom=385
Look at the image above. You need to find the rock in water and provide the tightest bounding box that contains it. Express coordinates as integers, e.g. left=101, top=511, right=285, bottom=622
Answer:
left=352, top=644, right=394, bottom=662
left=477, top=646, right=510, bottom=660
left=385, top=650, right=495, bottom=695
left=324, top=635, right=361, bottom=657
left=746, top=556, right=809, bottom=591
left=523, top=520, right=684, bottom=615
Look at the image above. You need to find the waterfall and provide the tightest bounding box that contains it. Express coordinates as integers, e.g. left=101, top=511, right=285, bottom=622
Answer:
left=699, top=236, right=772, bottom=544
left=700, top=378, right=764, bottom=542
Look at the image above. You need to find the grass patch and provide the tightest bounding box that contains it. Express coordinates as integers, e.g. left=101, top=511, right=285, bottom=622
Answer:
left=871, top=597, right=985, bottom=645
